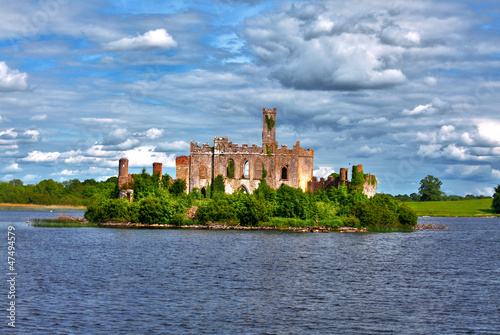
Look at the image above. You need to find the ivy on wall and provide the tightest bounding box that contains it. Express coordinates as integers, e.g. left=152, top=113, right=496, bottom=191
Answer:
left=350, top=165, right=365, bottom=192
left=265, top=115, right=275, bottom=132
left=227, top=159, right=235, bottom=179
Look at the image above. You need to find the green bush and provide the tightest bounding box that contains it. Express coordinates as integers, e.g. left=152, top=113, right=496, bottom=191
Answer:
left=196, top=196, right=238, bottom=224
left=237, top=195, right=273, bottom=226
left=342, top=215, right=360, bottom=227
left=138, top=198, right=166, bottom=224
left=317, top=201, right=337, bottom=221
left=398, top=204, right=418, bottom=226
left=274, top=185, right=317, bottom=219
left=353, top=201, right=399, bottom=226
left=84, top=198, right=130, bottom=222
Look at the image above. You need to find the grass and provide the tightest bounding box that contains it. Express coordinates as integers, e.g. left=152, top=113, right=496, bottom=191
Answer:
left=405, top=198, right=498, bottom=217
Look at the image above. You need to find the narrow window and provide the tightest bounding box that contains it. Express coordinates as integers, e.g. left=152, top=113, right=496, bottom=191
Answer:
left=281, top=166, right=288, bottom=180
left=243, top=161, right=249, bottom=179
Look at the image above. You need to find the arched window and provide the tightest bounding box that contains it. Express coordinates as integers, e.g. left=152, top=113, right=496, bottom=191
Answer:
left=242, top=160, right=249, bottom=179
left=254, top=159, right=263, bottom=179
left=201, top=187, right=206, bottom=198
left=281, top=165, right=288, bottom=180
left=227, top=159, right=235, bottom=178
left=239, top=185, right=248, bottom=194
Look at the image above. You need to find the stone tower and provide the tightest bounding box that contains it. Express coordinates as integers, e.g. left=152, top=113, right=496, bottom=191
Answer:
left=118, top=158, right=129, bottom=188
left=262, top=108, right=277, bottom=148
left=153, top=162, right=162, bottom=180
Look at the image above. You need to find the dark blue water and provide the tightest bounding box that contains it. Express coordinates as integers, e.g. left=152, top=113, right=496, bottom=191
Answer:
left=1, top=211, right=499, bottom=334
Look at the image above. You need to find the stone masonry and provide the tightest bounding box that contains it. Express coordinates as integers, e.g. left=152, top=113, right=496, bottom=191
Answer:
left=117, top=107, right=377, bottom=198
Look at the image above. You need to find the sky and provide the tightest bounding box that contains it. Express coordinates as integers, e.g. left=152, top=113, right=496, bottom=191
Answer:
left=0, top=0, right=499, bottom=196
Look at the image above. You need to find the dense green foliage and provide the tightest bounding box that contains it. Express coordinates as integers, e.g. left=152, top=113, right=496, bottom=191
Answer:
left=418, top=175, right=444, bottom=201
left=491, top=185, right=500, bottom=214
left=0, top=178, right=117, bottom=206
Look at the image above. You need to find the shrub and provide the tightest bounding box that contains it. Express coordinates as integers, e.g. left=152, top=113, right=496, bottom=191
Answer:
left=353, top=201, right=399, bottom=226
left=316, top=202, right=337, bottom=221
left=84, top=198, right=130, bottom=222
left=196, top=197, right=238, bottom=224
left=237, top=195, right=273, bottom=226
left=342, top=215, right=360, bottom=227
left=138, top=198, right=166, bottom=224
left=398, top=204, right=418, bottom=226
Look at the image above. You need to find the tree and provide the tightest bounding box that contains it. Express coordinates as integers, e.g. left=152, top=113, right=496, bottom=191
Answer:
left=492, top=185, right=500, bottom=214
left=170, top=179, right=186, bottom=196
left=418, top=175, right=444, bottom=201
left=212, top=175, right=225, bottom=195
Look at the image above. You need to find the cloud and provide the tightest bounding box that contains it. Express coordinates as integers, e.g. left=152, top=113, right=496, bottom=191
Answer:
left=21, top=151, right=61, bottom=163
left=156, top=140, right=189, bottom=152
left=123, top=146, right=177, bottom=167
left=444, top=164, right=492, bottom=179
left=29, top=114, right=47, bottom=121
left=103, top=128, right=128, bottom=145
left=243, top=4, right=407, bottom=90
left=23, top=174, right=40, bottom=183
left=104, top=29, right=178, bottom=51
left=357, top=145, right=382, bottom=157
left=313, top=166, right=335, bottom=179
left=52, top=166, right=114, bottom=176
left=402, top=104, right=436, bottom=116
left=0, top=128, right=39, bottom=145
left=0, top=62, right=28, bottom=92
left=2, top=163, right=22, bottom=172
left=144, top=128, right=163, bottom=140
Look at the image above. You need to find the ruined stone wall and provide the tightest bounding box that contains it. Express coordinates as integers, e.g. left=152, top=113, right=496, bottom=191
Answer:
left=306, top=165, right=377, bottom=198
left=153, top=162, right=162, bottom=179
left=363, top=174, right=377, bottom=198
left=175, top=155, right=191, bottom=193
left=185, top=138, right=312, bottom=194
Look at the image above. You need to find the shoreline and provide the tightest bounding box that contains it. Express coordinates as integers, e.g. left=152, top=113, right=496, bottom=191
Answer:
left=98, top=222, right=367, bottom=233
left=0, top=203, right=86, bottom=210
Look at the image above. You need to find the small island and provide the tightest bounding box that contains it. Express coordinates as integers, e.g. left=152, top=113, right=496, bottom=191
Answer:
left=80, top=108, right=418, bottom=233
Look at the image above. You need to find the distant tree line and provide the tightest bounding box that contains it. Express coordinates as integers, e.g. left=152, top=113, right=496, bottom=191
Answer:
left=389, top=175, right=491, bottom=202
left=0, top=178, right=118, bottom=206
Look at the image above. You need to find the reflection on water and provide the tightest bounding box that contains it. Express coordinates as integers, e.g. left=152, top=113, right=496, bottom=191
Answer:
left=1, top=212, right=499, bottom=334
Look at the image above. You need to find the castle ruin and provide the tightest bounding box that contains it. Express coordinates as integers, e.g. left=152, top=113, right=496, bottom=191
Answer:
left=117, top=108, right=377, bottom=198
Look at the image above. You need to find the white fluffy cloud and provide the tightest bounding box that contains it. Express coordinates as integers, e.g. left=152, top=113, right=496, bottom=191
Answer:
left=2, top=163, right=22, bottom=172
left=21, top=151, right=61, bottom=162
left=0, top=62, right=28, bottom=92
left=402, top=104, right=436, bottom=116
left=105, top=29, right=178, bottom=51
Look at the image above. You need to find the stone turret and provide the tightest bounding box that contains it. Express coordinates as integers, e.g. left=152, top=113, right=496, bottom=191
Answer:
left=153, top=162, right=162, bottom=179
left=262, top=108, right=277, bottom=148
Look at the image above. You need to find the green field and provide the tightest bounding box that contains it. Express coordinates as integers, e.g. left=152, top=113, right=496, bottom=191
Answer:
left=406, top=198, right=498, bottom=217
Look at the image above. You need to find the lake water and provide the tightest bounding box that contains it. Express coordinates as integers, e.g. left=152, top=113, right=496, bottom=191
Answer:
left=1, top=210, right=499, bottom=334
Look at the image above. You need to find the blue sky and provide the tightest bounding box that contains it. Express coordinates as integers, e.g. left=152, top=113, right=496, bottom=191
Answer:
left=1, top=0, right=499, bottom=196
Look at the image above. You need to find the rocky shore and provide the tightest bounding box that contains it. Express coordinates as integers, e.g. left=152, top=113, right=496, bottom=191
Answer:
left=98, top=222, right=367, bottom=233
left=414, top=223, right=450, bottom=230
